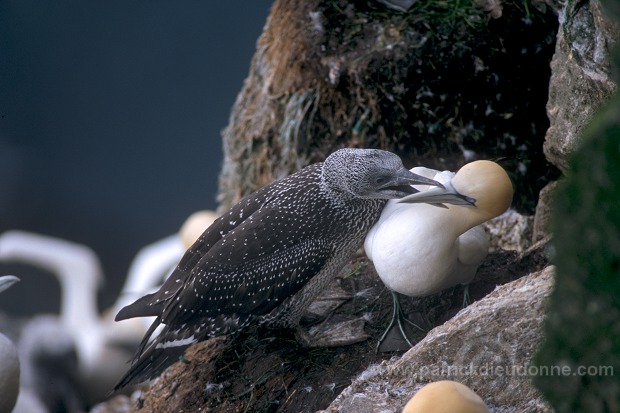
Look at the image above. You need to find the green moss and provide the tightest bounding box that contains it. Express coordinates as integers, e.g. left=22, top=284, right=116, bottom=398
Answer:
left=403, top=0, right=486, bottom=30
left=535, top=68, right=620, bottom=413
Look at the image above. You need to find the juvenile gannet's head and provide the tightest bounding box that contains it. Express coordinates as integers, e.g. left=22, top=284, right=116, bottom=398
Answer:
left=322, top=148, right=446, bottom=199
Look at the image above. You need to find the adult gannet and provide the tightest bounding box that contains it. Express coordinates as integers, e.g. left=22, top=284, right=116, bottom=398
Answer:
left=364, top=160, right=513, bottom=346
left=18, top=315, right=83, bottom=413
left=0, top=275, right=20, bottom=413
left=1, top=276, right=54, bottom=413
left=402, top=380, right=490, bottom=413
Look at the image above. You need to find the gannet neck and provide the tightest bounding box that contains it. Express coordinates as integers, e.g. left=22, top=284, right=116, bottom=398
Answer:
left=441, top=204, right=492, bottom=237
left=392, top=197, right=482, bottom=242
left=111, top=234, right=183, bottom=315
left=59, top=250, right=102, bottom=333
left=0, top=231, right=102, bottom=333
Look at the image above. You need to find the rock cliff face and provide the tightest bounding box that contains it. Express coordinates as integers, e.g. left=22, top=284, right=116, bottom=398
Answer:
left=323, top=1, right=620, bottom=411
left=534, top=2, right=620, bottom=411
left=543, top=0, right=619, bottom=173
left=217, top=0, right=561, bottom=214
left=321, top=267, right=555, bottom=413
left=93, top=1, right=620, bottom=412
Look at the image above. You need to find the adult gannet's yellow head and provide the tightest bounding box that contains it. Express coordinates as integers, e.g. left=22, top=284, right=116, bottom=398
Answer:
left=179, top=210, right=218, bottom=248
left=450, top=160, right=513, bottom=221
left=398, top=160, right=513, bottom=229
left=402, top=380, right=490, bottom=413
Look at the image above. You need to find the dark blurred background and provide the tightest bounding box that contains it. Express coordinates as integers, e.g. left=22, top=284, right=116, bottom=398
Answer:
left=0, top=0, right=272, bottom=315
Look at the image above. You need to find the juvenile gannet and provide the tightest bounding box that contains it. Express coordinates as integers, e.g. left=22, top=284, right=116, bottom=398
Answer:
left=402, top=380, right=490, bottom=413
left=364, top=160, right=513, bottom=346
left=112, top=148, right=473, bottom=390
left=0, top=275, right=20, bottom=413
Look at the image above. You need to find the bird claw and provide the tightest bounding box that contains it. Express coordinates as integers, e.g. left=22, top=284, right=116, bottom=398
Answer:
left=376, top=291, right=426, bottom=353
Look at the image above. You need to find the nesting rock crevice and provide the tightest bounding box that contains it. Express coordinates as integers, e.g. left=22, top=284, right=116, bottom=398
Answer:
left=320, top=266, right=555, bottom=413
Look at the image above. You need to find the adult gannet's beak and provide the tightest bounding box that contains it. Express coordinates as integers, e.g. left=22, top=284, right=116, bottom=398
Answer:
left=398, top=181, right=477, bottom=208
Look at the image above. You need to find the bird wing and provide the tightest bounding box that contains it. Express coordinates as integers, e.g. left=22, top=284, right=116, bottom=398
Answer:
left=115, top=183, right=277, bottom=322
left=116, top=165, right=328, bottom=325
left=113, top=168, right=336, bottom=390
left=158, top=186, right=335, bottom=321
left=457, top=225, right=489, bottom=266
left=114, top=231, right=333, bottom=390
left=162, top=236, right=332, bottom=324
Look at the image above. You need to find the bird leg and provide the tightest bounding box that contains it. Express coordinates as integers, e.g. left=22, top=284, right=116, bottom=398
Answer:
left=377, top=291, right=425, bottom=350
left=461, top=284, right=471, bottom=308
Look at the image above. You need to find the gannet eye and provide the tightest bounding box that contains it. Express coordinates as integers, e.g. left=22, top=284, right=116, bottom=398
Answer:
left=375, top=176, right=388, bottom=185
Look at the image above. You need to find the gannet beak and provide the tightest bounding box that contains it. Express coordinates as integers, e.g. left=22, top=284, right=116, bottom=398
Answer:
left=0, top=275, right=20, bottom=294
left=377, top=167, right=445, bottom=199
left=397, top=182, right=477, bottom=208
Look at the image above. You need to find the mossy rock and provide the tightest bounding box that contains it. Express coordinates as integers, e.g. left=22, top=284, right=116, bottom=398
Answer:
left=535, top=51, right=620, bottom=413
left=218, top=0, right=560, bottom=213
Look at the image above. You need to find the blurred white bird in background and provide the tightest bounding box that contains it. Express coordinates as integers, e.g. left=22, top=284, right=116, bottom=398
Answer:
left=0, top=209, right=218, bottom=408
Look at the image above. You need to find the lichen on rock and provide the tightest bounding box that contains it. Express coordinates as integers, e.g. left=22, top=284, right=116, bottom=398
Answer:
left=218, top=0, right=561, bottom=214
left=543, top=0, right=619, bottom=173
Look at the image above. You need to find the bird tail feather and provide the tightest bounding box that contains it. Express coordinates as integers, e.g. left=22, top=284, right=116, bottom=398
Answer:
left=112, top=314, right=257, bottom=392
left=112, top=322, right=198, bottom=391
left=115, top=292, right=164, bottom=321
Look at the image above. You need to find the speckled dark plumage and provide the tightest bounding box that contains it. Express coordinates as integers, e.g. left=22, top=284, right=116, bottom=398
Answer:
left=113, top=149, right=431, bottom=390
